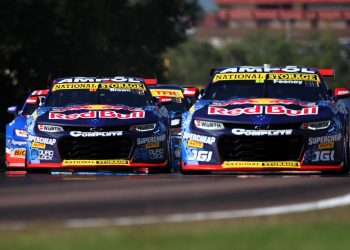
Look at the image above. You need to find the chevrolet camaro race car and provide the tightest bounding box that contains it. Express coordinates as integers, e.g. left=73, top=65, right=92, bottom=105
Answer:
left=181, top=65, right=350, bottom=174
left=6, top=89, right=48, bottom=170
left=23, top=77, right=171, bottom=173
left=149, top=85, right=191, bottom=168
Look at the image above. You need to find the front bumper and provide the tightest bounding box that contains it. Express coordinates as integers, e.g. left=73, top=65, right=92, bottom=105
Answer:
left=181, top=127, right=346, bottom=172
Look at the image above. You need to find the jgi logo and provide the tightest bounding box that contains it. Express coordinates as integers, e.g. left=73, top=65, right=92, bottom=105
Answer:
left=312, top=150, right=335, bottom=162
left=188, top=150, right=212, bottom=162
left=149, top=149, right=164, bottom=159
left=38, top=150, right=54, bottom=160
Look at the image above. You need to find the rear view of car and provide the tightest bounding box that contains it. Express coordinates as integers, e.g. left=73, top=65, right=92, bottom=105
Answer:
left=5, top=90, right=48, bottom=171
left=181, top=65, right=350, bottom=174
left=25, top=77, right=171, bottom=173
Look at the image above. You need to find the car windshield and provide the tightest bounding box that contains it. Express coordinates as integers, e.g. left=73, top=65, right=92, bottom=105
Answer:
left=45, top=83, right=152, bottom=107
left=203, top=72, right=327, bottom=102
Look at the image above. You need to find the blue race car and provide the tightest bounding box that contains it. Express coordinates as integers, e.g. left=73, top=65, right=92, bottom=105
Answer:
left=6, top=90, right=48, bottom=171
left=23, top=77, right=171, bottom=173
left=149, top=85, right=191, bottom=168
left=181, top=65, right=350, bottom=174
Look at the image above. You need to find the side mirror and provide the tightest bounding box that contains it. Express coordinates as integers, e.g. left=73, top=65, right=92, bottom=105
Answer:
left=38, top=96, right=46, bottom=106
left=7, top=106, right=19, bottom=115
left=334, top=88, right=350, bottom=99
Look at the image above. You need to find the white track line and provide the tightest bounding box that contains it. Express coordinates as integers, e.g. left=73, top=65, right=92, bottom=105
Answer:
left=1, top=193, right=350, bottom=230
left=65, top=193, right=350, bottom=228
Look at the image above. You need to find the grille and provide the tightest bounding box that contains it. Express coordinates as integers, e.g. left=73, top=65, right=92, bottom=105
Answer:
left=219, top=136, right=304, bottom=161
left=60, top=137, right=132, bottom=160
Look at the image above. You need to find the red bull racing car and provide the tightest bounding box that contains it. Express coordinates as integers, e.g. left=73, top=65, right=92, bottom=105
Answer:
left=23, top=77, right=172, bottom=173
left=181, top=65, right=350, bottom=174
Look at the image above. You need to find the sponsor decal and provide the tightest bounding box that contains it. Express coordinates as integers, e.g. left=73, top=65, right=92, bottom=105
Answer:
left=222, top=161, right=300, bottom=168
left=145, top=141, right=160, bottom=149
left=149, top=149, right=164, bottom=159
left=188, top=140, right=204, bottom=148
left=57, top=77, right=142, bottom=84
left=101, top=83, right=146, bottom=91
left=308, top=133, right=341, bottom=145
left=318, top=142, right=335, bottom=150
left=150, top=89, right=184, bottom=98
left=218, top=66, right=316, bottom=74
left=38, top=150, right=54, bottom=160
left=312, top=150, right=335, bottom=162
left=273, top=80, right=302, bottom=84
left=52, top=82, right=145, bottom=92
left=49, top=110, right=145, bottom=120
left=209, top=105, right=318, bottom=116
left=52, top=105, right=143, bottom=112
left=213, top=73, right=319, bottom=83
left=52, top=83, right=99, bottom=91
left=38, top=124, right=63, bottom=132
left=232, top=128, right=292, bottom=136
left=183, top=132, right=216, bottom=145
left=183, top=88, right=198, bottom=96
left=188, top=150, right=212, bottom=162
left=213, top=99, right=316, bottom=107
left=70, top=131, right=123, bottom=137
left=12, top=148, right=26, bottom=158
left=137, top=134, right=166, bottom=145
left=62, top=159, right=130, bottom=166
left=11, top=140, right=27, bottom=146
left=32, top=142, right=46, bottom=149
left=28, top=135, right=56, bottom=145
left=26, top=96, right=39, bottom=104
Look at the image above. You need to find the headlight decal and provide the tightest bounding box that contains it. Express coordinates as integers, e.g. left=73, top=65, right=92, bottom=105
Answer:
left=130, top=123, right=156, bottom=132
left=301, top=120, right=331, bottom=130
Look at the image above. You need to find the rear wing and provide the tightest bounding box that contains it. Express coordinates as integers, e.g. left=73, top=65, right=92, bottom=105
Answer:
left=318, top=68, right=335, bottom=78
left=31, top=89, right=49, bottom=96
left=144, top=78, right=157, bottom=85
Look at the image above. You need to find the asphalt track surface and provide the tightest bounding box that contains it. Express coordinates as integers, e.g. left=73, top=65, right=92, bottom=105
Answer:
left=0, top=171, right=350, bottom=225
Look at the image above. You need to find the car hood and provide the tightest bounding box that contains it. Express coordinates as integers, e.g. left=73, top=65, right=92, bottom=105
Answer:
left=192, top=98, right=334, bottom=124
left=35, top=104, right=159, bottom=127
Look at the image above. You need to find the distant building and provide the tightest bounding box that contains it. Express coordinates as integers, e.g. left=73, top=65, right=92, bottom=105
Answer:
left=196, top=0, right=350, bottom=40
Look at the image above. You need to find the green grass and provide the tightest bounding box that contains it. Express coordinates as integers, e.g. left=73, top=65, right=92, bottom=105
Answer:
left=1, top=206, right=350, bottom=250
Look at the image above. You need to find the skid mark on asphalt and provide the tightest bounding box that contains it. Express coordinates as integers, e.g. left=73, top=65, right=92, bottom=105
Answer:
left=1, top=192, right=350, bottom=230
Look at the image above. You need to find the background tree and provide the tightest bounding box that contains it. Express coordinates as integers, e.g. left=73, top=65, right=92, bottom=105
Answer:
left=165, top=29, right=350, bottom=89
left=0, top=0, right=201, bottom=164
